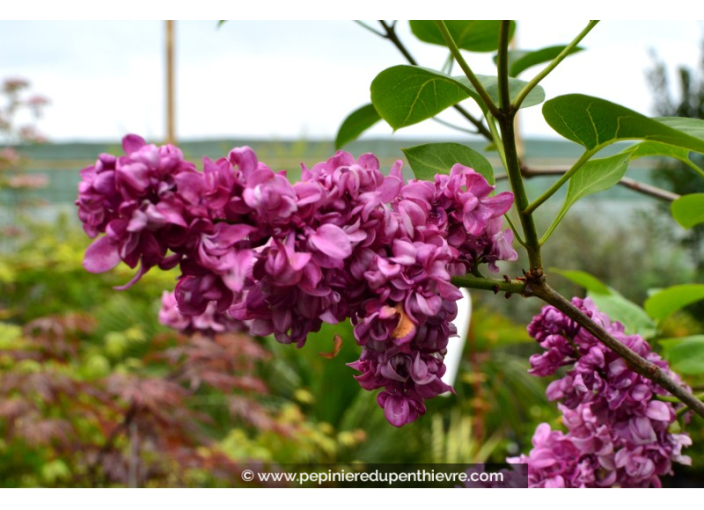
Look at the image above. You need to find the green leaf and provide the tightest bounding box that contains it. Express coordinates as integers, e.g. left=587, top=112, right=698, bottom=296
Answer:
left=370, top=66, right=545, bottom=130
left=659, top=336, right=704, bottom=375
left=588, top=292, right=657, bottom=339
left=402, top=143, right=494, bottom=184
left=542, top=94, right=704, bottom=153
left=409, top=21, right=515, bottom=53
left=545, top=151, right=633, bottom=238
left=371, top=66, right=472, bottom=130
left=671, top=194, right=704, bottom=229
left=629, top=140, right=692, bottom=163
left=335, top=103, right=381, bottom=149
left=550, top=268, right=611, bottom=295
left=626, top=141, right=704, bottom=178
left=500, top=45, right=584, bottom=78
left=41, top=459, right=71, bottom=484
left=644, top=284, right=704, bottom=323
left=658, top=117, right=704, bottom=141
left=548, top=269, right=655, bottom=337
left=453, top=75, right=545, bottom=111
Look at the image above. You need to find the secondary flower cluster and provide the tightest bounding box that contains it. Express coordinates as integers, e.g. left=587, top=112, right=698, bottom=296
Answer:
left=510, top=298, right=691, bottom=487
left=77, top=135, right=517, bottom=426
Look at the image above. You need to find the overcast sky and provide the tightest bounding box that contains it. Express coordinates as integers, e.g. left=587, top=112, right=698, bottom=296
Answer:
left=1, top=20, right=703, bottom=143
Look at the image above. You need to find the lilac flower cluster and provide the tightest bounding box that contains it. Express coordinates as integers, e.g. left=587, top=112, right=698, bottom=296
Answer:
left=76, top=135, right=197, bottom=288
left=348, top=167, right=515, bottom=426
left=77, top=135, right=517, bottom=426
left=510, top=298, right=691, bottom=487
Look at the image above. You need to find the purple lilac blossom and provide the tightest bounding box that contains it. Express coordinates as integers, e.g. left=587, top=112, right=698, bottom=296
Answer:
left=510, top=297, right=692, bottom=487
left=158, top=291, right=246, bottom=335
left=347, top=164, right=516, bottom=426
left=78, top=135, right=518, bottom=427
left=76, top=135, right=196, bottom=288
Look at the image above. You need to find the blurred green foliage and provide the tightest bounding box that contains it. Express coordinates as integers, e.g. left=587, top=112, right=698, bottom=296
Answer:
left=0, top=216, right=555, bottom=486
left=3, top=148, right=704, bottom=485
left=4, top=206, right=703, bottom=486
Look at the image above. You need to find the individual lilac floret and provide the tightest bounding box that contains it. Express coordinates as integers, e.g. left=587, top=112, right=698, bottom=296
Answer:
left=159, top=291, right=245, bottom=335
left=512, top=298, right=692, bottom=487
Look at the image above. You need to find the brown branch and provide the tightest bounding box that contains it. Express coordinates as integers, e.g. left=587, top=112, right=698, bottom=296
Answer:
left=127, top=421, right=140, bottom=488
left=529, top=278, right=704, bottom=418
left=495, top=165, right=680, bottom=202
left=618, top=176, right=680, bottom=202
left=88, top=401, right=139, bottom=486
left=455, top=269, right=704, bottom=417
left=378, top=20, right=418, bottom=66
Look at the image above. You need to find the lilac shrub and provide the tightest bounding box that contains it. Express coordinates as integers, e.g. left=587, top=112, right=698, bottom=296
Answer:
left=77, top=134, right=517, bottom=427
left=71, top=20, right=704, bottom=488
left=511, top=298, right=692, bottom=487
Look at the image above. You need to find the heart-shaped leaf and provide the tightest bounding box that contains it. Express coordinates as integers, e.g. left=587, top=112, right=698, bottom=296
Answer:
left=402, top=143, right=494, bottom=183
left=671, top=194, right=704, bottom=229
left=618, top=140, right=704, bottom=181
left=335, top=103, right=381, bottom=149
left=543, top=150, right=634, bottom=240
left=659, top=336, right=704, bottom=375
left=629, top=140, right=693, bottom=162
left=549, top=269, right=655, bottom=337
left=658, top=117, right=704, bottom=140
left=645, top=284, right=704, bottom=323
left=496, top=45, right=584, bottom=77
left=371, top=66, right=472, bottom=130
left=453, top=75, right=545, bottom=111
left=588, top=292, right=657, bottom=339
left=371, top=66, right=545, bottom=130
left=543, top=94, right=704, bottom=153
left=409, top=20, right=515, bottom=53
left=550, top=268, right=611, bottom=295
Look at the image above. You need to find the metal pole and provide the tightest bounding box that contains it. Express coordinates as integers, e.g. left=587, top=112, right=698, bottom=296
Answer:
left=166, top=20, right=175, bottom=144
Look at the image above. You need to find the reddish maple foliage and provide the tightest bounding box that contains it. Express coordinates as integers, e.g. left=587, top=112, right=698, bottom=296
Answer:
left=0, top=313, right=302, bottom=487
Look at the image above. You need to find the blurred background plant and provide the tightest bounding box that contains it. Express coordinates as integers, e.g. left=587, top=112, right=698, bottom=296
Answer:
left=0, top=77, right=49, bottom=244
left=0, top=77, right=49, bottom=182
left=0, top=213, right=555, bottom=486
left=647, top=40, right=704, bottom=273
left=3, top=126, right=704, bottom=487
